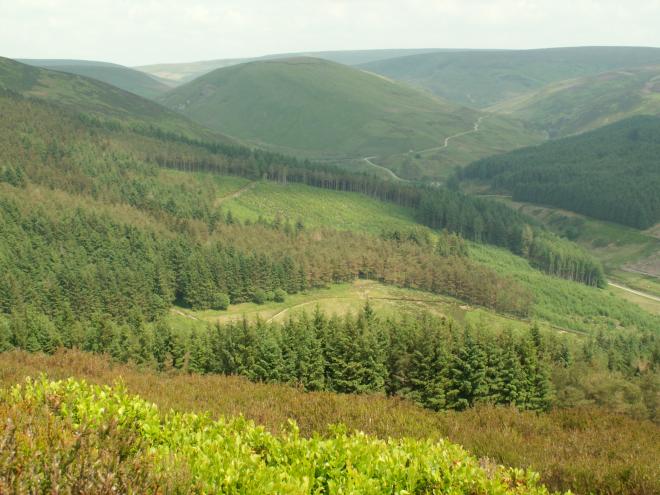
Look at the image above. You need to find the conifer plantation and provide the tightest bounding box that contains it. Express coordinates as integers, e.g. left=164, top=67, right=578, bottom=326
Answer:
left=1, top=17, right=660, bottom=494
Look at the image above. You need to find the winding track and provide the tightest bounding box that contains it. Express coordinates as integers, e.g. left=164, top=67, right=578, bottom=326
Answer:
left=361, top=116, right=486, bottom=181
left=608, top=282, right=660, bottom=303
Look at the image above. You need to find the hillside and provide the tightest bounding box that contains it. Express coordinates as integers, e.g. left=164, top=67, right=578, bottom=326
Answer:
left=157, top=57, right=542, bottom=176
left=135, top=48, right=446, bottom=84
left=490, top=64, right=660, bottom=137
left=19, top=58, right=172, bottom=99
left=360, top=46, right=660, bottom=108
left=2, top=350, right=659, bottom=495
left=2, top=375, right=560, bottom=494
left=0, top=57, right=227, bottom=141
left=460, top=116, right=660, bottom=229
left=157, top=57, right=480, bottom=158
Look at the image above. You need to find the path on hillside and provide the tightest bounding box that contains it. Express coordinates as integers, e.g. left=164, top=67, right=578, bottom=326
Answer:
left=362, top=156, right=409, bottom=182
left=608, top=282, right=660, bottom=303
left=360, top=116, right=486, bottom=181
left=415, top=116, right=486, bottom=155
left=214, top=181, right=257, bottom=207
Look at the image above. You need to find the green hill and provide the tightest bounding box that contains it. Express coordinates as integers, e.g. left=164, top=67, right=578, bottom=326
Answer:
left=0, top=57, right=227, bottom=141
left=157, top=57, right=480, bottom=158
left=360, top=46, right=660, bottom=108
left=157, top=57, right=541, bottom=172
left=460, top=116, right=660, bottom=228
left=19, top=58, right=172, bottom=99
left=490, top=65, right=660, bottom=137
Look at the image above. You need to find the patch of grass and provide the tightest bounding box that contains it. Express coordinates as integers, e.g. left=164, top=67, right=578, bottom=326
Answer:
left=222, top=180, right=422, bottom=234
left=169, top=280, right=544, bottom=337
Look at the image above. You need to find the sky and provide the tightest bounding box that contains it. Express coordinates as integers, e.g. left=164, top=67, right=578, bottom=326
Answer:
left=2, top=0, right=660, bottom=67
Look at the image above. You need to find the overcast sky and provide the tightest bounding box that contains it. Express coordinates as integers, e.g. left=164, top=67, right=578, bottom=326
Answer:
left=2, top=0, right=660, bottom=67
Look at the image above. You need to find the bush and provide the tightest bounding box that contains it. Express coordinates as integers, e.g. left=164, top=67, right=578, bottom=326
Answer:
left=211, top=292, right=230, bottom=310
left=252, top=289, right=267, bottom=305
left=273, top=288, right=287, bottom=303
left=0, top=378, right=558, bottom=495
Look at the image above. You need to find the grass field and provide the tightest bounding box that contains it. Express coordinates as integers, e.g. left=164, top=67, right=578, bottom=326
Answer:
left=168, top=279, right=547, bottom=337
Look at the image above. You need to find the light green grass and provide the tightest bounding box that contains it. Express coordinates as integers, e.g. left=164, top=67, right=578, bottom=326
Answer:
left=221, top=180, right=421, bottom=234
left=169, top=280, right=550, bottom=337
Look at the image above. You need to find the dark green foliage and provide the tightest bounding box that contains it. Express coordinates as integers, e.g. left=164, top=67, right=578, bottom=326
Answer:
left=195, top=307, right=555, bottom=412
left=461, top=116, right=660, bottom=229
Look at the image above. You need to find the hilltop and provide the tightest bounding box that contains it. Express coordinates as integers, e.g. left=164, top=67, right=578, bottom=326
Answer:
left=157, top=57, right=478, bottom=158
left=135, top=48, right=446, bottom=84
left=360, top=46, right=660, bottom=108
left=157, top=57, right=542, bottom=176
left=19, top=58, right=172, bottom=99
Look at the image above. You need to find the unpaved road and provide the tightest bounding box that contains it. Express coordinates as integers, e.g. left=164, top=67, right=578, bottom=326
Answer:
left=362, top=156, right=409, bottom=182
left=608, top=282, right=660, bottom=303
left=415, top=116, right=485, bottom=155
left=361, top=116, right=485, bottom=181
left=214, top=181, right=257, bottom=207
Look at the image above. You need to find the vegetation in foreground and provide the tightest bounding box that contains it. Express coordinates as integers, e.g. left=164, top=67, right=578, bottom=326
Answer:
left=1, top=376, right=558, bottom=494
left=2, top=350, right=659, bottom=495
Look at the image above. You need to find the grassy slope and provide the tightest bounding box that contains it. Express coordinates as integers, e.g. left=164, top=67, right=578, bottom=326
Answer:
left=157, top=57, right=541, bottom=169
left=158, top=57, right=479, bottom=158
left=211, top=175, right=660, bottom=334
left=19, top=59, right=172, bottom=99
left=2, top=350, right=658, bottom=495
left=491, top=65, right=660, bottom=137
left=0, top=57, right=229, bottom=141
left=360, top=46, right=660, bottom=108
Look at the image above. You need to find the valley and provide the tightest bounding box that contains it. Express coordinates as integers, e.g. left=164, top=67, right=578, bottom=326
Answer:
left=1, top=37, right=660, bottom=495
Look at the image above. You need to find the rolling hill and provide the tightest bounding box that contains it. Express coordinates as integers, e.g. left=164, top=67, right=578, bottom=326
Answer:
left=460, top=115, right=660, bottom=229
left=490, top=64, right=660, bottom=137
left=135, top=48, right=446, bottom=84
left=360, top=46, right=660, bottom=108
left=19, top=58, right=172, bottom=99
left=157, top=57, right=542, bottom=171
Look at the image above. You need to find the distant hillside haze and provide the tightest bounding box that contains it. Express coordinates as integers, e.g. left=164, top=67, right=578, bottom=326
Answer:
left=490, top=64, right=660, bottom=137
left=360, top=46, right=660, bottom=108
left=0, top=57, right=232, bottom=142
left=19, top=58, right=172, bottom=99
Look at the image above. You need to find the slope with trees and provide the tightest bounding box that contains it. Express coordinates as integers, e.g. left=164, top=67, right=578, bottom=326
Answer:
left=460, top=116, right=660, bottom=229
left=19, top=58, right=172, bottom=99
